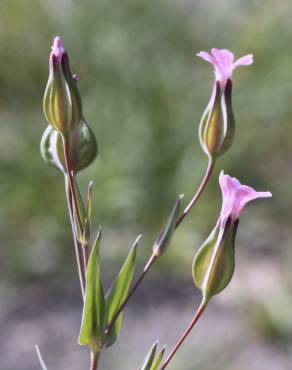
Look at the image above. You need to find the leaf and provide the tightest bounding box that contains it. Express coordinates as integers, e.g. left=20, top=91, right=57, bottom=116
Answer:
left=139, top=341, right=157, bottom=370
left=79, top=228, right=105, bottom=353
left=104, top=235, right=141, bottom=347
left=72, top=177, right=87, bottom=243
left=153, top=194, right=183, bottom=257
left=35, top=345, right=48, bottom=370
left=83, top=181, right=93, bottom=243
left=150, top=346, right=165, bottom=370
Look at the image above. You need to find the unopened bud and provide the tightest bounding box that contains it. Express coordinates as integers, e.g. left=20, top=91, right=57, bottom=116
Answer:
left=43, top=36, right=82, bottom=136
left=40, top=118, right=97, bottom=173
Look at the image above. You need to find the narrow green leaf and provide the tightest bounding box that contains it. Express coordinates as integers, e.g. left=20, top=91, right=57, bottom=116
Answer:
left=150, top=346, right=165, bottom=370
left=86, top=181, right=93, bottom=223
left=35, top=345, right=48, bottom=370
left=79, top=228, right=105, bottom=353
left=139, top=341, right=157, bottom=370
left=153, top=194, right=184, bottom=257
left=83, top=181, right=93, bottom=243
left=104, top=235, right=141, bottom=347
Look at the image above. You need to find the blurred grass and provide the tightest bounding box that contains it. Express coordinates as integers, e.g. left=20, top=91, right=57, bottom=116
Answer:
left=0, top=0, right=292, bottom=368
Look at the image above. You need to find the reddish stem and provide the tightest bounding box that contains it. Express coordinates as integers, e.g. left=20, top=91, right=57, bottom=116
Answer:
left=176, top=157, right=215, bottom=227
left=160, top=299, right=209, bottom=369
left=105, top=158, right=215, bottom=333
left=90, top=352, right=100, bottom=370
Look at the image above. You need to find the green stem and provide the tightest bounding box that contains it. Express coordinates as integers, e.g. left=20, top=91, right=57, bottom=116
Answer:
left=62, top=137, right=89, bottom=270
left=63, top=138, right=84, bottom=236
left=64, top=176, right=86, bottom=298
left=160, top=298, right=209, bottom=370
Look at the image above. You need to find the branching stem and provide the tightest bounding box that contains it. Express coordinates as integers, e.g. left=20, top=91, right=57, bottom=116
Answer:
left=105, top=157, right=215, bottom=333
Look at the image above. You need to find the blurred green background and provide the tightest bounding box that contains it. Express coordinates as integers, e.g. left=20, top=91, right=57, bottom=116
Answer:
left=0, top=0, right=292, bottom=369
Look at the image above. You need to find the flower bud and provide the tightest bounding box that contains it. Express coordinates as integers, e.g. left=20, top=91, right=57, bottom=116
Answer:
left=43, top=36, right=82, bottom=136
left=40, top=118, right=97, bottom=173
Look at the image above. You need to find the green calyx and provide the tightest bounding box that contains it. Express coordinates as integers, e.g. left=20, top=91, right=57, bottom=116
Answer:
left=40, top=118, right=97, bottom=174
left=199, top=80, right=235, bottom=160
left=43, top=53, right=82, bottom=135
left=192, top=217, right=239, bottom=300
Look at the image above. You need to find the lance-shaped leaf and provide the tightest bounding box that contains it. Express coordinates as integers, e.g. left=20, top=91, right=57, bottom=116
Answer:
left=153, top=194, right=183, bottom=257
left=139, top=341, right=157, bottom=370
left=150, top=346, right=165, bottom=370
left=82, top=181, right=93, bottom=244
left=64, top=175, right=87, bottom=243
left=138, top=341, right=165, bottom=370
left=192, top=217, right=238, bottom=300
left=79, top=228, right=105, bottom=353
left=35, top=345, right=48, bottom=370
left=104, top=235, right=141, bottom=347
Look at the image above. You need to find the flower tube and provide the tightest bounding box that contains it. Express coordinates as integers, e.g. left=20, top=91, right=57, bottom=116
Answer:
left=197, top=49, right=253, bottom=159
left=193, top=171, right=271, bottom=301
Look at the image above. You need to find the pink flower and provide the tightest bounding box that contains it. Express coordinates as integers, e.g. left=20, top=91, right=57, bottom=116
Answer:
left=197, top=48, right=253, bottom=88
left=219, top=171, right=272, bottom=222
left=51, top=36, right=66, bottom=60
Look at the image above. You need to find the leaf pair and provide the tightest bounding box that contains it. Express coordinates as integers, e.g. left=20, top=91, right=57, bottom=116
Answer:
left=139, top=341, right=165, bottom=370
left=79, top=230, right=140, bottom=352
left=79, top=194, right=184, bottom=354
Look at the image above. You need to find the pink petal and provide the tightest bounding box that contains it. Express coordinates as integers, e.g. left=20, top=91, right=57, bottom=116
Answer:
left=196, top=48, right=253, bottom=88
left=233, top=54, right=254, bottom=68
left=196, top=51, right=215, bottom=65
left=51, top=36, right=65, bottom=59
left=211, top=49, right=234, bottom=66
left=219, top=171, right=272, bottom=221
left=210, top=49, right=234, bottom=87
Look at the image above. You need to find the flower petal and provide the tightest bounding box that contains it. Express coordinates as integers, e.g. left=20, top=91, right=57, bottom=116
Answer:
left=233, top=54, right=254, bottom=68
left=51, top=36, right=65, bottom=59
left=219, top=171, right=272, bottom=221
left=197, top=49, right=253, bottom=88
left=196, top=51, right=215, bottom=65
